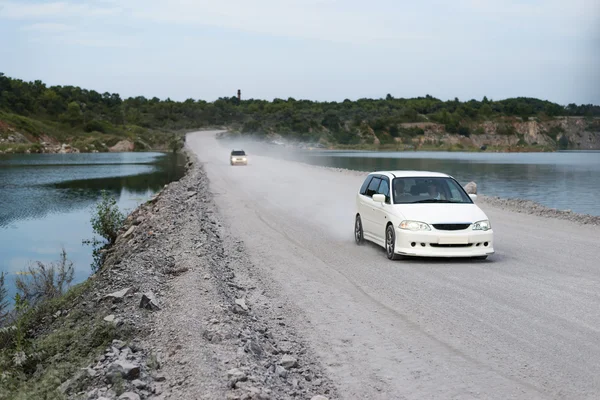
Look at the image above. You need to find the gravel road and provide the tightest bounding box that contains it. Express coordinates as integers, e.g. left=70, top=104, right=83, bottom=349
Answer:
left=187, top=131, right=600, bottom=400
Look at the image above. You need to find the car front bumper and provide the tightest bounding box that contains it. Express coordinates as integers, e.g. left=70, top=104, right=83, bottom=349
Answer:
left=230, top=158, right=247, bottom=165
left=395, top=228, right=494, bottom=258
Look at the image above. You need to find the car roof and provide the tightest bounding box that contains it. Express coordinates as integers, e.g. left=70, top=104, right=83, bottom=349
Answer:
left=368, top=170, right=451, bottom=178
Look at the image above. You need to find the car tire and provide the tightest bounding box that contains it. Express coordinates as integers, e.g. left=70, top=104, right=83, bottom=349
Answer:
left=385, top=224, right=401, bottom=260
left=355, top=215, right=364, bottom=245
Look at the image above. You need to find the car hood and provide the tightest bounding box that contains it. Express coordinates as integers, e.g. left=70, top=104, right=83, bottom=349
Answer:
left=392, top=203, right=489, bottom=224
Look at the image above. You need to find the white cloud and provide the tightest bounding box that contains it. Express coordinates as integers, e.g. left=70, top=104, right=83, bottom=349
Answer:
left=127, top=0, right=429, bottom=44
left=20, top=22, right=73, bottom=32
left=28, top=33, right=138, bottom=48
left=0, top=1, right=120, bottom=19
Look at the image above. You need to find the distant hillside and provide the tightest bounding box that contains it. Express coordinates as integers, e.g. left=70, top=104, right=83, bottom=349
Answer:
left=1, top=72, right=599, bottom=153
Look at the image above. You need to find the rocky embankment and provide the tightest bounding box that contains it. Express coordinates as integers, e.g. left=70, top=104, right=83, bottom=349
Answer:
left=50, top=152, right=336, bottom=400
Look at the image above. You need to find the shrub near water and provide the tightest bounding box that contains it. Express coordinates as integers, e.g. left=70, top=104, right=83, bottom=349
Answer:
left=91, top=191, right=125, bottom=244
left=84, top=190, right=126, bottom=272
left=14, top=248, right=74, bottom=307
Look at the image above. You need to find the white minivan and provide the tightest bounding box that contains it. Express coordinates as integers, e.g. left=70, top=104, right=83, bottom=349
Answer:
left=355, top=171, right=494, bottom=260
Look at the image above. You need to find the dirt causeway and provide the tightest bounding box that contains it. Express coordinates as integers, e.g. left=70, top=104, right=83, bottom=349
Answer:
left=182, top=131, right=600, bottom=400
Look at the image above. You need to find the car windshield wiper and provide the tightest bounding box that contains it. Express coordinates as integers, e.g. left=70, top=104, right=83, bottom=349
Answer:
left=411, top=199, right=454, bottom=203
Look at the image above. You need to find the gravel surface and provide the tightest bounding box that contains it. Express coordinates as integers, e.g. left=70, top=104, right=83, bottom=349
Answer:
left=187, top=131, right=600, bottom=400
left=59, top=152, right=335, bottom=399
left=148, top=162, right=337, bottom=400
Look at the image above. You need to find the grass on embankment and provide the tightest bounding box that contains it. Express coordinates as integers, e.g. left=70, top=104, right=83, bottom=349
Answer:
left=0, top=279, right=129, bottom=400
left=0, top=193, right=137, bottom=399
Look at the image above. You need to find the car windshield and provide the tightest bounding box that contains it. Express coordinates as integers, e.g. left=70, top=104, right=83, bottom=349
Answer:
left=392, top=177, right=473, bottom=204
left=231, top=150, right=245, bottom=156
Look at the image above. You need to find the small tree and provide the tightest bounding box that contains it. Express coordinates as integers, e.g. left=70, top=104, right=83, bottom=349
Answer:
left=169, top=135, right=183, bottom=153
left=458, top=126, right=471, bottom=137
left=62, top=101, right=83, bottom=126
left=91, top=191, right=125, bottom=244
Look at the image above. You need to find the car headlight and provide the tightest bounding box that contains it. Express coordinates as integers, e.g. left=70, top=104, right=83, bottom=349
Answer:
left=399, top=220, right=431, bottom=231
left=472, top=220, right=491, bottom=231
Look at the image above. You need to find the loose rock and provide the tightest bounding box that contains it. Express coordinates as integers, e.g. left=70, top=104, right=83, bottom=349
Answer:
left=227, top=368, right=247, bottom=384
left=235, top=298, right=249, bottom=311
left=140, top=291, right=160, bottom=310
left=279, top=355, right=298, bottom=369
left=103, top=315, right=116, bottom=323
left=132, top=379, right=147, bottom=390
left=119, top=392, right=141, bottom=400
left=107, top=360, right=141, bottom=381
left=122, top=225, right=136, bottom=239
left=464, top=181, right=477, bottom=194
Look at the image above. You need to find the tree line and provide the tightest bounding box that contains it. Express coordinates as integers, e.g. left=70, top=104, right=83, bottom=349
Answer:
left=1, top=73, right=598, bottom=145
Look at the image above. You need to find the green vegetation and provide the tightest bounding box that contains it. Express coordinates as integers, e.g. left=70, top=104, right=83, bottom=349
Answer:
left=90, top=191, right=126, bottom=245
left=1, top=73, right=598, bottom=149
left=14, top=249, right=74, bottom=307
left=0, top=251, right=123, bottom=399
left=83, top=191, right=126, bottom=272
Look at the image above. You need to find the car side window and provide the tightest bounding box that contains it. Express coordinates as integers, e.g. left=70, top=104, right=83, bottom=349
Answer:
left=359, top=176, right=373, bottom=195
left=365, top=177, right=381, bottom=197
left=377, top=178, right=390, bottom=203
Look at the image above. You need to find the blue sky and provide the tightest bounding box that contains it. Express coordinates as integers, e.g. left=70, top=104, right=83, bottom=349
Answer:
left=0, top=0, right=598, bottom=104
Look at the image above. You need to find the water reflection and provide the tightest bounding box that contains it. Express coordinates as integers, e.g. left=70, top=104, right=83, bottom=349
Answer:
left=238, top=143, right=600, bottom=216
left=0, top=153, right=184, bottom=228
left=298, top=151, right=600, bottom=216
left=0, top=152, right=185, bottom=303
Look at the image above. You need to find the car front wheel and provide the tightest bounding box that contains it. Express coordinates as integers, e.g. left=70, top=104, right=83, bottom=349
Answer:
left=386, top=225, right=401, bottom=260
left=355, top=215, right=364, bottom=245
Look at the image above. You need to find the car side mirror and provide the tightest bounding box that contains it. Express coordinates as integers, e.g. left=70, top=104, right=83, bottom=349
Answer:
left=469, top=194, right=478, bottom=201
left=372, top=194, right=386, bottom=203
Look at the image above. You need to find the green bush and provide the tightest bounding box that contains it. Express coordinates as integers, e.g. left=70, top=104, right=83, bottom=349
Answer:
left=445, top=122, right=458, bottom=133
left=83, top=120, right=106, bottom=133
left=90, top=191, right=125, bottom=244
left=30, top=143, right=44, bottom=153
left=15, top=249, right=74, bottom=307
left=496, top=123, right=516, bottom=135
left=169, top=135, right=184, bottom=153
left=458, top=126, right=471, bottom=137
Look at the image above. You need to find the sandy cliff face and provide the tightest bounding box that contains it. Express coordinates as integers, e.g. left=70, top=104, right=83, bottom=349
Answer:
left=408, top=117, right=600, bottom=150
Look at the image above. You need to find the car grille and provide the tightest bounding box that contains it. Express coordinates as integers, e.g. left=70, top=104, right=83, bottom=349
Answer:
left=432, top=223, right=471, bottom=231
left=430, top=243, right=474, bottom=248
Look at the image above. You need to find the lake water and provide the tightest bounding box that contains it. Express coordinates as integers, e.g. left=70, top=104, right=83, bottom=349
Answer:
left=230, top=140, right=600, bottom=217
left=0, top=152, right=185, bottom=303
left=293, top=150, right=600, bottom=216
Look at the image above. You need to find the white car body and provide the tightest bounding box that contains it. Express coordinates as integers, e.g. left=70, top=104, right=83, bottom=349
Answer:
left=355, top=170, right=494, bottom=260
left=230, top=150, right=248, bottom=165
